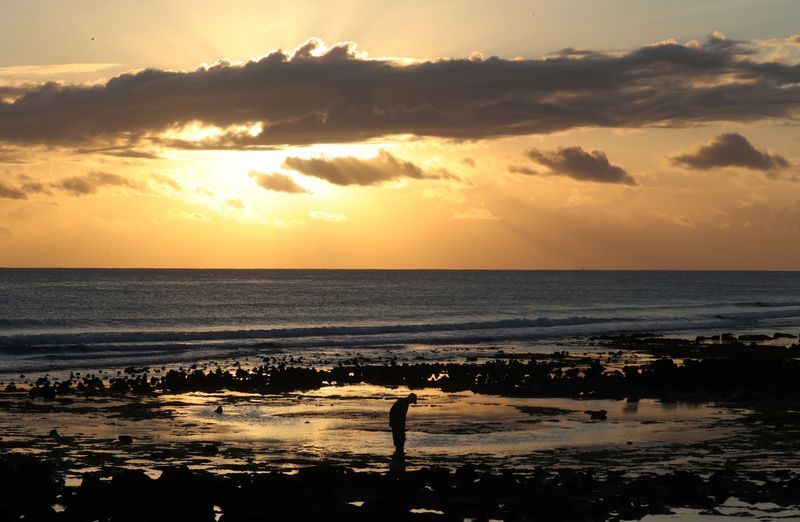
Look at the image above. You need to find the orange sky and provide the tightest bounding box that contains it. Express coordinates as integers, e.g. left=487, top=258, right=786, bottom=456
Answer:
left=1, top=1, right=800, bottom=268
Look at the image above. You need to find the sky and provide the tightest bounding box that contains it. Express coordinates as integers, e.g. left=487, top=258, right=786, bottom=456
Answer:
left=1, top=0, right=800, bottom=269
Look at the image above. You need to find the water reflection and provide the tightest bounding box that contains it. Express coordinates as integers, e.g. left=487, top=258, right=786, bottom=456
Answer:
left=178, top=385, right=739, bottom=462
left=623, top=398, right=639, bottom=414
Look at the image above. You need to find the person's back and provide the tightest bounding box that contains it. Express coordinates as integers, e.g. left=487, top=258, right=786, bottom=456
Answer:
left=389, top=393, right=417, bottom=454
left=389, top=398, right=410, bottom=429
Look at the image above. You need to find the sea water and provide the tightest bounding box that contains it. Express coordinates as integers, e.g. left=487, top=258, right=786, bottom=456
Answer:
left=1, top=269, right=799, bottom=374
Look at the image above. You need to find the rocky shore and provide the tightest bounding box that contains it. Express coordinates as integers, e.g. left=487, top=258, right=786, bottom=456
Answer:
left=16, top=333, right=800, bottom=402
left=2, top=333, right=800, bottom=520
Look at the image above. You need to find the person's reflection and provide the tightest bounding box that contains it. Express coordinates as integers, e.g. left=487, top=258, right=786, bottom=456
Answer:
left=389, top=451, right=406, bottom=474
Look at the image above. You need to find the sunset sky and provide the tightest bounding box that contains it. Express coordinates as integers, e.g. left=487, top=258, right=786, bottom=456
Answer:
left=1, top=0, right=800, bottom=269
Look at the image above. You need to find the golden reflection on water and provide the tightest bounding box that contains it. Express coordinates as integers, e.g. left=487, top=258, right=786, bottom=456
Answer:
left=169, top=384, right=738, bottom=458
left=0, top=383, right=743, bottom=477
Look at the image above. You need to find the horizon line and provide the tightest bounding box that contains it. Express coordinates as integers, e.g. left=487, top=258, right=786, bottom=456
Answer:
left=1, top=267, right=800, bottom=272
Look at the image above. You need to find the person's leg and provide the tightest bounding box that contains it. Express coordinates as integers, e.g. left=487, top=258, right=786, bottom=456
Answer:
left=392, top=428, right=405, bottom=453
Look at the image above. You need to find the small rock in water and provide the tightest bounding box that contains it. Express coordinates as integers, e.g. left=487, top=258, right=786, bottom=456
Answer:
left=201, top=443, right=219, bottom=456
left=118, top=435, right=133, bottom=445
left=49, top=429, right=61, bottom=439
left=584, top=409, right=608, bottom=420
left=214, top=405, right=223, bottom=414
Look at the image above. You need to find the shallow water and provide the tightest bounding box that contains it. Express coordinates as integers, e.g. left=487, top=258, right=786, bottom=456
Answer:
left=0, top=384, right=742, bottom=475
left=175, top=385, right=739, bottom=463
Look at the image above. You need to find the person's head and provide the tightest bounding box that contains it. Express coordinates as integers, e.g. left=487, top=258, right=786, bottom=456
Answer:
left=407, top=393, right=417, bottom=404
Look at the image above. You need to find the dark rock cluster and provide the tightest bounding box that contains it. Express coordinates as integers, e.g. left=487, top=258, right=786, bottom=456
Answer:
left=17, top=344, right=800, bottom=402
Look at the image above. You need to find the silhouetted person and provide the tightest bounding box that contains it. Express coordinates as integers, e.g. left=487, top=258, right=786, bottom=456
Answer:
left=389, top=392, right=417, bottom=454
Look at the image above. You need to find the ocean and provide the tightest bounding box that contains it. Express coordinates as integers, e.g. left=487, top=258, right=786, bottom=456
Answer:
left=1, top=269, right=799, bottom=375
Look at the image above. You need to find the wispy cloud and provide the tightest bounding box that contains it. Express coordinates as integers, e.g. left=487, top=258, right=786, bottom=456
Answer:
left=150, top=173, right=181, bottom=190
left=249, top=171, right=310, bottom=194
left=0, top=175, right=49, bottom=200
left=225, top=198, right=245, bottom=209
left=53, top=171, right=146, bottom=196
left=309, top=210, right=347, bottom=222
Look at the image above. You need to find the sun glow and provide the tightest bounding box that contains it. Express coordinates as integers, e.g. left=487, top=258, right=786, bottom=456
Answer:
left=155, top=143, right=401, bottom=226
left=160, top=121, right=264, bottom=143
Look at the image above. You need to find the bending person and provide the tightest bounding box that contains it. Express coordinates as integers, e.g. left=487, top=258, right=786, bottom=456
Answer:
left=389, top=392, right=417, bottom=455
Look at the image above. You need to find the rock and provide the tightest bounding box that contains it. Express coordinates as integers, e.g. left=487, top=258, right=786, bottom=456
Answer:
left=48, top=429, right=61, bottom=439
left=214, top=405, right=223, bottom=414
left=118, top=435, right=133, bottom=445
left=584, top=409, right=607, bottom=420
left=200, top=443, right=219, bottom=456
left=738, top=334, right=771, bottom=342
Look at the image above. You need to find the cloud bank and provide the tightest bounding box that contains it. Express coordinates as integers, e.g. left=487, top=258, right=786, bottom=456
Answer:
left=514, top=146, right=636, bottom=185
left=672, top=133, right=790, bottom=173
left=2, top=35, right=800, bottom=150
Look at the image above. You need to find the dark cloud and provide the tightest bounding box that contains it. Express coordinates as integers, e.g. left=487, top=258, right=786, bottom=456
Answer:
left=2, top=35, right=800, bottom=149
left=248, top=171, right=309, bottom=194
left=282, top=150, right=444, bottom=186
left=0, top=85, right=28, bottom=100
left=75, top=147, right=162, bottom=159
left=53, top=170, right=146, bottom=195
left=672, top=133, right=790, bottom=173
left=515, top=146, right=636, bottom=185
